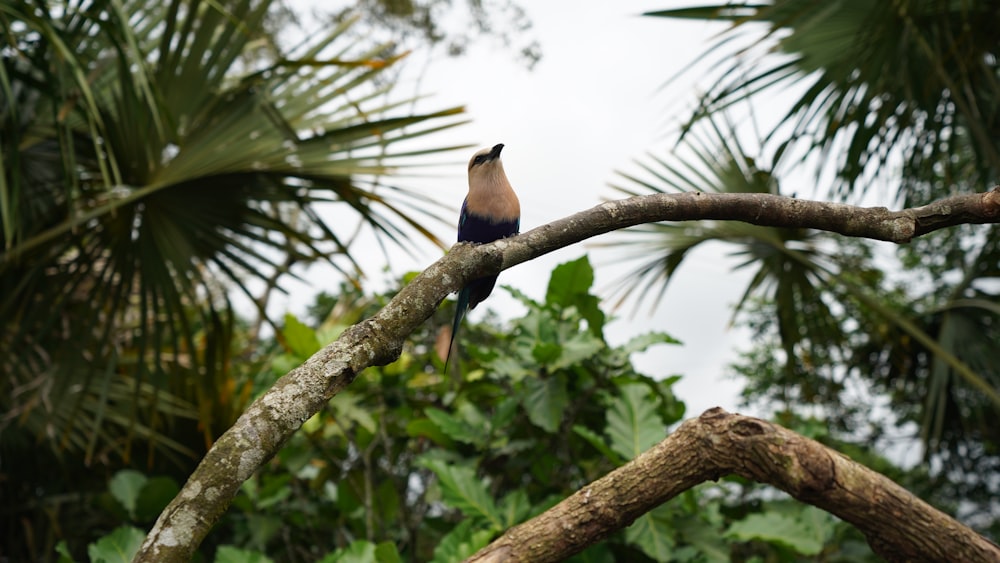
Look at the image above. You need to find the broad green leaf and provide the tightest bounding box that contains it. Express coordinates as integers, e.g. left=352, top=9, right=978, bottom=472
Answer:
left=375, top=479, right=401, bottom=525
left=546, top=255, right=595, bottom=304
left=134, top=476, right=180, bottom=522
left=425, top=407, right=489, bottom=446
left=620, top=331, right=681, bottom=355
left=283, top=313, right=321, bottom=358
left=491, top=397, right=520, bottom=434
left=254, top=474, right=292, bottom=509
left=430, top=519, right=493, bottom=563
left=317, top=539, right=377, bottom=563
left=572, top=424, right=624, bottom=465
left=798, top=505, right=837, bottom=546
left=485, top=354, right=530, bottom=379
left=455, top=402, right=491, bottom=430
left=108, top=470, right=147, bottom=519
left=214, top=545, right=274, bottom=563
left=374, top=541, right=403, bottom=563
left=625, top=504, right=675, bottom=560
left=331, top=391, right=378, bottom=434
left=336, top=478, right=364, bottom=516
left=674, top=506, right=731, bottom=563
left=420, top=459, right=502, bottom=528
left=551, top=329, right=605, bottom=370
left=245, top=514, right=283, bottom=551
left=54, top=540, right=75, bottom=563
left=545, top=256, right=606, bottom=336
left=522, top=375, right=569, bottom=433
left=567, top=542, right=615, bottom=563
left=531, top=341, right=562, bottom=365
left=405, top=418, right=454, bottom=447
left=725, top=510, right=828, bottom=555
left=653, top=377, right=687, bottom=426
left=498, top=488, right=532, bottom=528
left=606, top=384, right=664, bottom=460
left=86, top=526, right=145, bottom=563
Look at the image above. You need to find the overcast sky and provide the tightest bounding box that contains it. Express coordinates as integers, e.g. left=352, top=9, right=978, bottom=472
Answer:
left=278, top=2, right=766, bottom=418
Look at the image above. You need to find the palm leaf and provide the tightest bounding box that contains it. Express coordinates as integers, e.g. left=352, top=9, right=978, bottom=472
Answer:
left=0, top=0, right=466, bottom=464
left=608, top=115, right=1000, bottom=453
left=647, top=0, right=1000, bottom=202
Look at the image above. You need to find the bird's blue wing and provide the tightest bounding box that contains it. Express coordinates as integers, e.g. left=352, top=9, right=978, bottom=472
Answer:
left=446, top=200, right=519, bottom=372
left=460, top=211, right=518, bottom=244
left=458, top=198, right=469, bottom=238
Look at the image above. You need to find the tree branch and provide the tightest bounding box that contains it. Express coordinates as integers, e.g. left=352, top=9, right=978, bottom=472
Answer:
left=467, top=408, right=1000, bottom=563
left=136, top=188, right=1000, bottom=561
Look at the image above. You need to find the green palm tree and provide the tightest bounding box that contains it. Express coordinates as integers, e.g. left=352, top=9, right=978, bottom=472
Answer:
left=0, top=0, right=466, bottom=466
left=610, top=121, right=1000, bottom=529
left=607, top=119, right=846, bottom=379
left=611, top=1, right=1000, bottom=481
left=651, top=0, right=1000, bottom=201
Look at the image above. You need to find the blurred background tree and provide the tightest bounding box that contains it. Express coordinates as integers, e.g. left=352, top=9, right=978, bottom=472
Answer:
left=611, top=0, right=1000, bottom=538
left=0, top=0, right=469, bottom=555
left=58, top=257, right=896, bottom=562
left=325, top=0, right=541, bottom=68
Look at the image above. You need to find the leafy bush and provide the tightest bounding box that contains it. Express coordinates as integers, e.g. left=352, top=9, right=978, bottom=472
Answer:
left=54, top=256, right=879, bottom=562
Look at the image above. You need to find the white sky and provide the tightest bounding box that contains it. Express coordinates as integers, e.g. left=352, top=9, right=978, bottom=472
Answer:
left=275, top=2, right=772, bottom=418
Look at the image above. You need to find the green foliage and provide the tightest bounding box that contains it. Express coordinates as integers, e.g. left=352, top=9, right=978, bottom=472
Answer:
left=316, top=540, right=404, bottom=563
left=522, top=375, right=570, bottom=432
left=214, top=546, right=275, bottom=563
left=108, top=470, right=181, bottom=523
left=0, top=0, right=466, bottom=474
left=108, top=471, right=147, bottom=521
left=283, top=313, right=323, bottom=358
left=294, top=255, right=663, bottom=560
left=647, top=1, right=1000, bottom=203
left=132, top=255, right=868, bottom=562
left=419, top=459, right=504, bottom=528
left=626, top=505, right=676, bottom=560
left=45, top=256, right=897, bottom=561
left=606, top=383, right=665, bottom=460
left=1, top=2, right=467, bottom=557
left=725, top=507, right=833, bottom=556
left=86, top=526, right=145, bottom=563
left=611, top=3, right=1000, bottom=530
left=430, top=519, right=494, bottom=563
left=216, top=255, right=689, bottom=560
left=333, top=0, right=542, bottom=69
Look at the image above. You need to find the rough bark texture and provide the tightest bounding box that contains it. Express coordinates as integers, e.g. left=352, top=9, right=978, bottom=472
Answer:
left=135, top=188, right=1000, bottom=562
left=468, top=409, right=1000, bottom=563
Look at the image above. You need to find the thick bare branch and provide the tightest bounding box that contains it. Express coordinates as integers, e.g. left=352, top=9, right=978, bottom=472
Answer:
left=468, top=409, right=1000, bottom=563
left=135, top=188, right=1000, bottom=562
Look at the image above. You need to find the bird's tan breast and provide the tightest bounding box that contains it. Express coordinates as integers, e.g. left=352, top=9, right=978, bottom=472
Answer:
left=466, top=168, right=520, bottom=221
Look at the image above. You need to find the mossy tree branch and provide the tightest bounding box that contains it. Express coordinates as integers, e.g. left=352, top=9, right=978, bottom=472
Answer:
left=468, top=408, right=1000, bottom=562
left=136, top=188, right=1000, bottom=562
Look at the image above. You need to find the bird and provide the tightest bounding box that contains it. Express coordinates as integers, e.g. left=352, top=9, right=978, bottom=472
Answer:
left=443, top=143, right=521, bottom=373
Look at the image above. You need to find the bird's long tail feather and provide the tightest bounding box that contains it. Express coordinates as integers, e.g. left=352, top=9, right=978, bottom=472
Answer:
left=443, top=288, right=470, bottom=375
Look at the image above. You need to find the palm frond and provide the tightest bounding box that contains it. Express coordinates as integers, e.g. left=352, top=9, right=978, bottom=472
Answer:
left=0, top=0, right=466, bottom=463
left=607, top=114, right=1000, bottom=453
left=647, top=0, right=1000, bottom=202
left=604, top=117, right=792, bottom=313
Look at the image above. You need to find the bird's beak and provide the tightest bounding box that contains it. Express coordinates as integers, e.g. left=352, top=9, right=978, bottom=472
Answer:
left=489, top=143, right=504, bottom=160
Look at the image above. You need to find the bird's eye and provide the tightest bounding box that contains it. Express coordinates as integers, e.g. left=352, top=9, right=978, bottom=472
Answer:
left=474, top=154, right=488, bottom=165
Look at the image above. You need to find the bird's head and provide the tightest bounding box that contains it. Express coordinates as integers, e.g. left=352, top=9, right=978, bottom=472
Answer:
left=468, top=143, right=504, bottom=169
left=467, top=143, right=508, bottom=187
